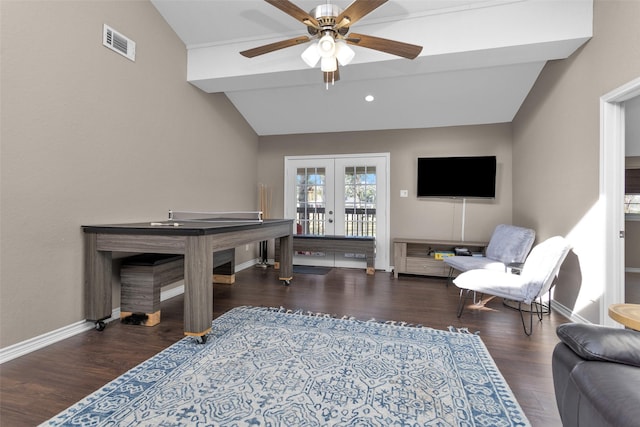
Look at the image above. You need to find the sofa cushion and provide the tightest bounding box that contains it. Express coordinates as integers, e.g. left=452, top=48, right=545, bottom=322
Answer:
left=556, top=323, right=640, bottom=367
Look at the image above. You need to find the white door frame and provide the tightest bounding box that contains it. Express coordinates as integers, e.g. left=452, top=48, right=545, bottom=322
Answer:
left=601, top=76, right=640, bottom=326
left=284, top=153, right=391, bottom=271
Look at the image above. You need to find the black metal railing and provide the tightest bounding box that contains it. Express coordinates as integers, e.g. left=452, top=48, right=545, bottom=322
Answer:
left=296, top=207, right=376, bottom=236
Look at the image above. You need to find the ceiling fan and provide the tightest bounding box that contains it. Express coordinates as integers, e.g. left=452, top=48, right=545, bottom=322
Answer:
left=240, top=0, right=423, bottom=85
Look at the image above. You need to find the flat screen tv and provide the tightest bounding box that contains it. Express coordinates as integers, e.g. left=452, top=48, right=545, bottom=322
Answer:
left=417, top=156, right=496, bottom=199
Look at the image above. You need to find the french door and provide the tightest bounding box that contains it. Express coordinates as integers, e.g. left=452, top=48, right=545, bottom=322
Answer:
left=284, top=153, right=389, bottom=270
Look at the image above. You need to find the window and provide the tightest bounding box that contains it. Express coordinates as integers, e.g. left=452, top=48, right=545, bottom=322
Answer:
left=626, top=166, right=640, bottom=219
left=296, top=167, right=326, bottom=235
left=343, top=165, right=377, bottom=237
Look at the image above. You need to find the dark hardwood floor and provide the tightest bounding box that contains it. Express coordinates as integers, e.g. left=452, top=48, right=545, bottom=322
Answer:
left=0, top=266, right=567, bottom=426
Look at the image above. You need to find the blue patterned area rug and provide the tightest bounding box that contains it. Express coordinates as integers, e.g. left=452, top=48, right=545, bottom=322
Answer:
left=42, top=306, right=530, bottom=426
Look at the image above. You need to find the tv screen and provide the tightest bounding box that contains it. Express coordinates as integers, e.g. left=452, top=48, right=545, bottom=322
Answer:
left=417, top=156, right=496, bottom=198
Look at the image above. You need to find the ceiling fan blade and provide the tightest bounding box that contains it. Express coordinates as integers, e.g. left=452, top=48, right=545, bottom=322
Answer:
left=240, top=35, right=311, bottom=58
left=346, top=33, right=422, bottom=59
left=265, top=0, right=320, bottom=29
left=335, top=0, right=388, bottom=29
left=324, top=66, right=340, bottom=84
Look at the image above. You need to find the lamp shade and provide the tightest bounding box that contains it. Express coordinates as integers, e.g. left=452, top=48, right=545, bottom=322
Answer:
left=317, top=34, right=335, bottom=58
left=335, top=41, right=355, bottom=66
left=301, top=43, right=320, bottom=67
left=321, top=56, right=337, bottom=72
left=301, top=34, right=353, bottom=78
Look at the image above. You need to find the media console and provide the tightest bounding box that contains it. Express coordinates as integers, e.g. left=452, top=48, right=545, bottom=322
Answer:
left=393, top=238, right=488, bottom=278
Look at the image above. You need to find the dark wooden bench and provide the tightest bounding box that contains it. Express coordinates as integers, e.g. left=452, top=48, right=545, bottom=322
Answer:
left=275, top=235, right=376, bottom=275
left=120, top=249, right=235, bottom=326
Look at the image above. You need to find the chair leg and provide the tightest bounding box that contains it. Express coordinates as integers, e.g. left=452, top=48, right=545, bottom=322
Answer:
left=446, top=267, right=454, bottom=287
left=535, top=298, right=544, bottom=321
left=533, top=290, right=552, bottom=316
left=543, top=288, right=552, bottom=315
left=519, top=300, right=544, bottom=336
left=519, top=302, right=533, bottom=336
left=456, top=289, right=473, bottom=318
left=473, top=292, right=482, bottom=304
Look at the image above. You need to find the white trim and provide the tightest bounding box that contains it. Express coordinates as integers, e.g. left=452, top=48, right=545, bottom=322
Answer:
left=285, top=153, right=390, bottom=161
left=0, top=259, right=257, bottom=364
left=551, top=300, right=592, bottom=325
left=0, top=319, right=97, bottom=364
left=600, top=76, right=640, bottom=326
left=384, top=153, right=391, bottom=270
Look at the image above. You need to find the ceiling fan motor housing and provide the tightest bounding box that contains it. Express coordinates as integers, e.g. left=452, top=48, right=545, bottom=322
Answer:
left=307, top=4, right=349, bottom=36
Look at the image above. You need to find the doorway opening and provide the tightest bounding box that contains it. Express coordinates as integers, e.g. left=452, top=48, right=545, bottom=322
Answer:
left=601, top=76, right=640, bottom=326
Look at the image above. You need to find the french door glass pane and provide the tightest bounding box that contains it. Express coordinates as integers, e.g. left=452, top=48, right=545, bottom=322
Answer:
left=344, top=166, right=376, bottom=237
left=296, top=167, right=326, bottom=235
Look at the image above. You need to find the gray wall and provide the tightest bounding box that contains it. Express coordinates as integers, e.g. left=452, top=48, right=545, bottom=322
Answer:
left=512, top=0, right=640, bottom=323
left=0, top=1, right=259, bottom=347
left=2, top=0, right=638, bottom=349
left=627, top=97, right=640, bottom=156
left=258, top=124, right=513, bottom=260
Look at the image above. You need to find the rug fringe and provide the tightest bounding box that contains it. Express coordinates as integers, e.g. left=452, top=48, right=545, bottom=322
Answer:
left=240, top=306, right=482, bottom=334
left=244, top=306, right=441, bottom=331
left=448, top=325, right=480, bottom=335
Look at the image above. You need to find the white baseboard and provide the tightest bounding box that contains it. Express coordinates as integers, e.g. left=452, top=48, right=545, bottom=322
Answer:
left=0, top=318, right=97, bottom=364
left=551, top=300, right=592, bottom=324
left=0, top=259, right=258, bottom=364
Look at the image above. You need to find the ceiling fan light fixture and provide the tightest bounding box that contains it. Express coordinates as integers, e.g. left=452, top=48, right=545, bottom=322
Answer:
left=317, top=34, right=335, bottom=58
left=301, top=43, right=321, bottom=67
left=335, top=41, right=355, bottom=66
left=321, top=56, right=337, bottom=72
left=241, top=0, right=422, bottom=86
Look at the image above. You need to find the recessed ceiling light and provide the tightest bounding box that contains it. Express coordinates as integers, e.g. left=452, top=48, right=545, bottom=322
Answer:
left=365, top=94, right=375, bottom=102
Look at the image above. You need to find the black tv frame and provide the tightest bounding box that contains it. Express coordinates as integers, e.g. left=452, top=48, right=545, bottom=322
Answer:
left=417, top=156, right=497, bottom=199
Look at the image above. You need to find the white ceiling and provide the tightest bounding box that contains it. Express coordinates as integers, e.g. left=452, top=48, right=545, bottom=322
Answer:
left=151, top=0, right=593, bottom=136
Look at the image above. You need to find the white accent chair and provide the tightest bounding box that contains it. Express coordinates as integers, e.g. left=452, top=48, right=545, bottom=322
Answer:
left=444, top=224, right=536, bottom=277
left=453, top=236, right=571, bottom=335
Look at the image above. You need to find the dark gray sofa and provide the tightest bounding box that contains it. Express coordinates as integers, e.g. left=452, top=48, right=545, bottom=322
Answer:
left=552, top=323, right=640, bottom=427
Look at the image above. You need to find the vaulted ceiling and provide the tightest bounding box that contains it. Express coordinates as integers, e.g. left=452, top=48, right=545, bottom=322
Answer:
left=151, top=0, right=593, bottom=136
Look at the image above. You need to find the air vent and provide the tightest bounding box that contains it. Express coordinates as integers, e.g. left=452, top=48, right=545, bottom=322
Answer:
left=103, top=24, right=135, bottom=61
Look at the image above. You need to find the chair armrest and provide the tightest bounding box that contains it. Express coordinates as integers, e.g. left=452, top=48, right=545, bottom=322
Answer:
left=556, top=323, right=640, bottom=368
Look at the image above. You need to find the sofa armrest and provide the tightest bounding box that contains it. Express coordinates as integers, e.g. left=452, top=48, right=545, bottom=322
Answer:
left=556, top=323, right=640, bottom=367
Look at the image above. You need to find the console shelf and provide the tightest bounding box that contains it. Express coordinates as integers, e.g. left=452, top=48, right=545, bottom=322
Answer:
left=393, top=238, right=488, bottom=278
